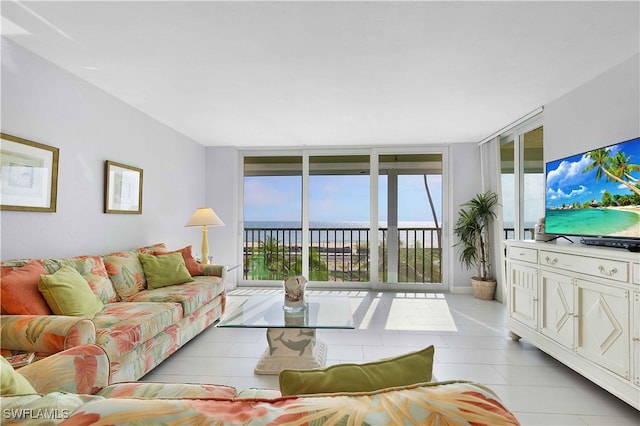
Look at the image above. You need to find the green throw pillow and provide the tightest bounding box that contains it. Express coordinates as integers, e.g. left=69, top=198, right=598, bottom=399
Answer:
left=0, top=356, right=37, bottom=395
left=38, top=265, right=104, bottom=318
left=139, top=252, right=194, bottom=289
left=279, top=345, right=434, bottom=396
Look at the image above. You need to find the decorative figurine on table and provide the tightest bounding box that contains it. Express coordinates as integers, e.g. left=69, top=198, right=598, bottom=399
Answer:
left=283, top=275, right=307, bottom=312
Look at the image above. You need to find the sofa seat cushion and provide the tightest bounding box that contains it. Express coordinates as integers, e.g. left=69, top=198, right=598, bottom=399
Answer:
left=128, top=276, right=224, bottom=316
left=94, top=302, right=182, bottom=356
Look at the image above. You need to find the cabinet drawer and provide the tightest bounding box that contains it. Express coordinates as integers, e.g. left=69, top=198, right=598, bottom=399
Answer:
left=508, top=246, right=538, bottom=264
left=634, top=263, right=640, bottom=285
left=540, top=251, right=628, bottom=283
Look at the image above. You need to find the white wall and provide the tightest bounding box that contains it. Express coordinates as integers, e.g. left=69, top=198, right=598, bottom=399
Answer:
left=545, top=54, right=640, bottom=162
left=204, top=143, right=484, bottom=291
left=205, top=147, right=240, bottom=284
left=1, top=39, right=207, bottom=260
left=448, top=143, right=483, bottom=293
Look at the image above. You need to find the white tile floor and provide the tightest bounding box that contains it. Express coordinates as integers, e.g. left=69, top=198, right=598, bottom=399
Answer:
left=142, top=289, right=640, bottom=425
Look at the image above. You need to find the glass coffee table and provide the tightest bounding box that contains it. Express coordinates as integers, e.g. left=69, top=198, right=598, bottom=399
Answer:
left=218, top=294, right=354, bottom=374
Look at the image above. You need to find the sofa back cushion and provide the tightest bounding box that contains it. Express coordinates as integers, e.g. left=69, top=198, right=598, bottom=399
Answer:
left=42, top=256, right=118, bottom=304
left=0, top=260, right=52, bottom=315
left=102, top=250, right=147, bottom=300
left=102, top=244, right=167, bottom=300
left=38, top=265, right=104, bottom=318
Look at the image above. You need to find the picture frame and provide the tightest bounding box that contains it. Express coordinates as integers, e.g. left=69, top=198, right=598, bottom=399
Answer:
left=0, top=133, right=59, bottom=212
left=105, top=160, right=143, bottom=214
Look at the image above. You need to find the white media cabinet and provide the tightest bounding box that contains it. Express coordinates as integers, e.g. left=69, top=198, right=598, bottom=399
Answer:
left=504, top=240, right=640, bottom=409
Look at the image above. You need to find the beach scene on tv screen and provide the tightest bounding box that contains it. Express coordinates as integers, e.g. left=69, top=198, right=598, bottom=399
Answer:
left=545, top=138, right=640, bottom=238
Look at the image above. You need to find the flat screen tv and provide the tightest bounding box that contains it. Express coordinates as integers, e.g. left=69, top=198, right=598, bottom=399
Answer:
left=544, top=136, right=640, bottom=251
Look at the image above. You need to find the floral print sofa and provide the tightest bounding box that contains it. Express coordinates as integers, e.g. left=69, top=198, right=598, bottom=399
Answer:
left=0, top=244, right=226, bottom=383
left=1, top=344, right=521, bottom=425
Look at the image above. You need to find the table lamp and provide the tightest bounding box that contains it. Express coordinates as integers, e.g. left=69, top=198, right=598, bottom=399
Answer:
left=185, top=207, right=224, bottom=264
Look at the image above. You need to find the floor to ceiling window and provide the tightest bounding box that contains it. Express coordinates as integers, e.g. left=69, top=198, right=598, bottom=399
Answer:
left=378, top=154, right=443, bottom=284
left=499, top=118, right=544, bottom=241
left=308, top=155, right=370, bottom=283
left=242, top=149, right=445, bottom=288
left=243, top=155, right=302, bottom=281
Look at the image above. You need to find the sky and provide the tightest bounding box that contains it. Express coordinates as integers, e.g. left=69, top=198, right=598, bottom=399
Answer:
left=545, top=138, right=640, bottom=209
left=244, top=174, right=442, bottom=225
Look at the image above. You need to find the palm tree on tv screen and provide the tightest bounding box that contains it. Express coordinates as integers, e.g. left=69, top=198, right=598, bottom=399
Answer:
left=583, top=148, right=640, bottom=196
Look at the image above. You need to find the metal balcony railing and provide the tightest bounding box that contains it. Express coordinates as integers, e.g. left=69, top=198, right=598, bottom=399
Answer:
left=243, top=227, right=442, bottom=284
left=243, top=226, right=533, bottom=284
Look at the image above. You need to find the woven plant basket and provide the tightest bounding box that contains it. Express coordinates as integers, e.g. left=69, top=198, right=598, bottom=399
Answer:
left=471, top=278, right=496, bottom=300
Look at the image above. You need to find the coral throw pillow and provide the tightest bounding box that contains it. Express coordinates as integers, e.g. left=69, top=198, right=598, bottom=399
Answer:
left=152, top=245, right=204, bottom=276
left=0, top=261, right=52, bottom=315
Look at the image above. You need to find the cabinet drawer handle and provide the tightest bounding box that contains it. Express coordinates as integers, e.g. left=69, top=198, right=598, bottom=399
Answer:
left=597, top=265, right=618, bottom=277
left=544, top=256, right=558, bottom=265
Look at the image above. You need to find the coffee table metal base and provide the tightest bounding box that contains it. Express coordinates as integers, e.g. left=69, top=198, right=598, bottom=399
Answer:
left=254, top=328, right=327, bottom=375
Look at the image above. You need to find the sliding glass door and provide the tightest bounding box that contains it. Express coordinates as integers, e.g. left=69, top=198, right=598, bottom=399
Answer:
left=499, top=121, right=544, bottom=241
left=242, top=149, right=445, bottom=289
left=243, top=155, right=302, bottom=281
left=308, top=155, right=371, bottom=283
left=378, top=154, right=443, bottom=285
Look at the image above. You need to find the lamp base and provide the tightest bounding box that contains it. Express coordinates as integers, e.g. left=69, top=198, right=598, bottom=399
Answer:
left=201, top=226, right=210, bottom=265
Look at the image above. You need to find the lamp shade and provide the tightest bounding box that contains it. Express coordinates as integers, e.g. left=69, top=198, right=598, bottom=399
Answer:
left=185, top=208, right=224, bottom=227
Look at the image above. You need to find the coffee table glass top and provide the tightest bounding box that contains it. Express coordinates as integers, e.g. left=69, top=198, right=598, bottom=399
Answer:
left=218, top=295, right=354, bottom=329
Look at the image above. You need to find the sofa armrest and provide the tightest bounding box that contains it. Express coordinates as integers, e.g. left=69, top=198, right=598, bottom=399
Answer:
left=201, top=264, right=225, bottom=279
left=18, top=344, right=109, bottom=394
left=0, top=315, right=96, bottom=354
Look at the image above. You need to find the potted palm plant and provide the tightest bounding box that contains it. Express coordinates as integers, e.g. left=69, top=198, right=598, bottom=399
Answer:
left=453, top=190, right=499, bottom=300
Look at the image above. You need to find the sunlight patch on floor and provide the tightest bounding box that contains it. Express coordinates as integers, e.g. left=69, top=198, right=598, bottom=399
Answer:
left=385, top=298, right=458, bottom=331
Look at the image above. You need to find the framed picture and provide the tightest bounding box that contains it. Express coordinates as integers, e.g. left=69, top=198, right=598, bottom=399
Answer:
left=105, top=160, right=143, bottom=214
left=0, top=133, right=59, bottom=212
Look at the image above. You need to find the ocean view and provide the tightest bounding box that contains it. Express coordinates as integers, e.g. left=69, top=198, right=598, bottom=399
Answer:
left=244, top=221, right=439, bottom=244
left=545, top=208, right=640, bottom=237
left=245, top=221, right=437, bottom=229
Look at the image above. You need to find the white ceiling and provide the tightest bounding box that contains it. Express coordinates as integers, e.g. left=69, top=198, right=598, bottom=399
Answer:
left=2, top=1, right=639, bottom=147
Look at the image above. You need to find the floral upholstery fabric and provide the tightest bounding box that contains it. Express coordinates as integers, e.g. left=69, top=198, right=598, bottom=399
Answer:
left=18, top=345, right=110, bottom=394
left=1, top=393, right=104, bottom=426
left=2, top=244, right=226, bottom=384
left=107, top=323, right=181, bottom=384
left=136, top=243, right=167, bottom=254
left=59, top=381, right=519, bottom=426
left=97, top=382, right=237, bottom=399
left=41, top=256, right=118, bottom=304
left=0, top=259, right=31, bottom=273
left=93, top=302, right=182, bottom=357
left=0, top=315, right=96, bottom=354
left=129, top=276, right=224, bottom=316
left=178, top=296, right=225, bottom=346
left=101, top=250, right=147, bottom=299
left=1, top=346, right=519, bottom=426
